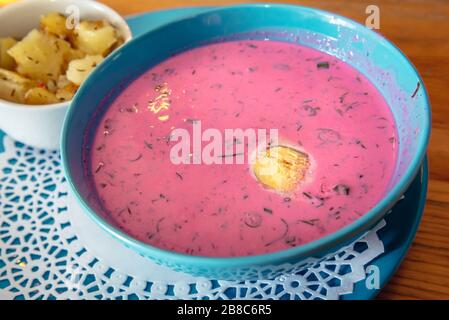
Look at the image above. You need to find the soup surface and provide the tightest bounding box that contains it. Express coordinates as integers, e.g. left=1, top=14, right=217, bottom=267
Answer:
left=88, top=40, right=397, bottom=257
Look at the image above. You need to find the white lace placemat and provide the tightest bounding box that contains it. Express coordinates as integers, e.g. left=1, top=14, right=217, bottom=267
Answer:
left=0, top=135, right=385, bottom=300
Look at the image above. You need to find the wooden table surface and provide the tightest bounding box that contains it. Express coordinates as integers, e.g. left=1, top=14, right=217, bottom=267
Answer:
left=3, top=0, right=447, bottom=300
left=105, top=0, right=448, bottom=300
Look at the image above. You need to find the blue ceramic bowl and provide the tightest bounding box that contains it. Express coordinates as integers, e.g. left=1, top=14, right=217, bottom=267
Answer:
left=61, top=4, right=431, bottom=280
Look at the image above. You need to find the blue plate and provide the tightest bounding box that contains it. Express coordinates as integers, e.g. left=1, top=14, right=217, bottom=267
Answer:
left=0, top=6, right=428, bottom=299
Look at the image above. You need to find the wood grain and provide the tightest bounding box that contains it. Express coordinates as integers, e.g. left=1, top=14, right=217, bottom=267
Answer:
left=100, top=0, right=449, bottom=300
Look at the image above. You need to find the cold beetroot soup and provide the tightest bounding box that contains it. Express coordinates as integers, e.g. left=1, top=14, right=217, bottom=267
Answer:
left=87, top=39, right=398, bottom=257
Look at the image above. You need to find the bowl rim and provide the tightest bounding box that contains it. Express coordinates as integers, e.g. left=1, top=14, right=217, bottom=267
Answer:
left=61, top=3, right=431, bottom=267
left=0, top=0, right=132, bottom=109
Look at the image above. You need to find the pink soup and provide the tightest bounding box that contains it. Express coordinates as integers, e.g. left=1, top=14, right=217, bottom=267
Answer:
left=88, top=40, right=397, bottom=257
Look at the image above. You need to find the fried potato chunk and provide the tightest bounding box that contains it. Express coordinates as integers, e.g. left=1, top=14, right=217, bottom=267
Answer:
left=0, top=68, right=35, bottom=103
left=24, top=87, right=59, bottom=105
left=55, top=75, right=78, bottom=101
left=0, top=37, right=18, bottom=70
left=66, top=54, right=103, bottom=86
left=40, top=12, right=71, bottom=38
left=8, top=29, right=71, bottom=81
left=74, top=20, right=118, bottom=56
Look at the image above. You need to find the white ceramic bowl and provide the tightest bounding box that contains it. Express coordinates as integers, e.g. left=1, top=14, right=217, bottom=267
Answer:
left=0, top=0, right=132, bottom=149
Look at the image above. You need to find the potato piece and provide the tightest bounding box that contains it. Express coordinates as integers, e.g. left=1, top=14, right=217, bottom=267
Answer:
left=40, top=12, right=71, bottom=38
left=62, top=48, right=85, bottom=73
left=66, top=54, right=103, bottom=85
left=8, top=29, right=70, bottom=81
left=0, top=68, right=35, bottom=103
left=0, top=37, right=18, bottom=70
left=55, top=86, right=77, bottom=102
left=252, top=145, right=310, bottom=193
left=46, top=79, right=58, bottom=93
left=55, top=76, right=78, bottom=101
left=56, top=75, right=71, bottom=89
left=74, top=20, right=118, bottom=56
left=24, top=87, right=59, bottom=105
left=66, top=48, right=85, bottom=61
